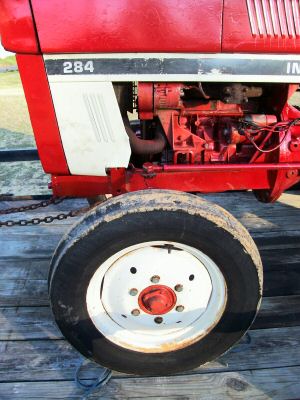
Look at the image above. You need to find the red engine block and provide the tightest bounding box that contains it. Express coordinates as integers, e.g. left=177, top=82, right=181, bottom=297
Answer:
left=138, top=82, right=279, bottom=165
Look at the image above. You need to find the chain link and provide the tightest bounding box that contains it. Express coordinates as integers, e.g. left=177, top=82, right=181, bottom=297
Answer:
left=0, top=197, right=66, bottom=215
left=0, top=197, right=88, bottom=227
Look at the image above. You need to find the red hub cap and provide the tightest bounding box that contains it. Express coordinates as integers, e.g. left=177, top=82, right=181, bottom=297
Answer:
left=138, top=285, right=177, bottom=315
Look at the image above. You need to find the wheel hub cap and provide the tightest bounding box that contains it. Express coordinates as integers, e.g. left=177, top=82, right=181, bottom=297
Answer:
left=86, top=241, right=227, bottom=353
left=138, top=285, right=177, bottom=315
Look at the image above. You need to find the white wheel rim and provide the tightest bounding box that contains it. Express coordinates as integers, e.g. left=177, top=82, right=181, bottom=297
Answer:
left=86, top=241, right=227, bottom=353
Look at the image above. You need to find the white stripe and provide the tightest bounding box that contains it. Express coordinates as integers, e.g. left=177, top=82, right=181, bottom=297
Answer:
left=47, top=73, right=300, bottom=84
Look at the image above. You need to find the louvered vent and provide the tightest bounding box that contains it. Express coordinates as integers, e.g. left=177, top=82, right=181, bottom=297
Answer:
left=83, top=93, right=116, bottom=143
left=246, top=0, right=300, bottom=38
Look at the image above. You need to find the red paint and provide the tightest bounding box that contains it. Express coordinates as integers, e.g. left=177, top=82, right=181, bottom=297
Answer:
left=128, top=168, right=271, bottom=192
left=223, top=0, right=300, bottom=53
left=30, top=0, right=223, bottom=53
left=0, top=0, right=39, bottom=53
left=138, top=83, right=154, bottom=120
left=51, top=162, right=300, bottom=199
left=17, top=55, right=68, bottom=175
left=51, top=175, right=109, bottom=197
left=138, top=285, right=177, bottom=315
left=139, top=83, right=245, bottom=119
left=3, top=0, right=300, bottom=55
left=143, top=163, right=300, bottom=172
left=139, top=82, right=281, bottom=165
left=253, top=130, right=300, bottom=202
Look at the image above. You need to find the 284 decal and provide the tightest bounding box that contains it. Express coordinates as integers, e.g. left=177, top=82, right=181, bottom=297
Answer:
left=45, top=57, right=300, bottom=80
left=63, top=60, right=94, bottom=74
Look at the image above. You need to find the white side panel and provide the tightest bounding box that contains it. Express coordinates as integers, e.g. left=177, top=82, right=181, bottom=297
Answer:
left=49, top=81, right=131, bottom=176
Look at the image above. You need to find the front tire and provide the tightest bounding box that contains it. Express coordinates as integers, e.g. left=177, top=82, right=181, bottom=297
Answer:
left=49, top=190, right=262, bottom=375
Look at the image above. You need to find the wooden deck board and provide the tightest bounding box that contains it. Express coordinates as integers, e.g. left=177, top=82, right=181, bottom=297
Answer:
left=0, top=191, right=299, bottom=398
left=1, top=366, right=300, bottom=399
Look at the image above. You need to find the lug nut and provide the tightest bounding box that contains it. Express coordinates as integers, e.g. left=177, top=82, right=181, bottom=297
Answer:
left=129, top=288, right=138, bottom=296
left=131, top=309, right=140, bottom=316
left=175, top=284, right=183, bottom=292
left=154, top=317, right=163, bottom=324
left=151, top=275, right=160, bottom=283
left=176, top=305, right=184, bottom=312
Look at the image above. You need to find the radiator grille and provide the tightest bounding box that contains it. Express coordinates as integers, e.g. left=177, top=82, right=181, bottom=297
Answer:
left=246, top=0, right=300, bottom=38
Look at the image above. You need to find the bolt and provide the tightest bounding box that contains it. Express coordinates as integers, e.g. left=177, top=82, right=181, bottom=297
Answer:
left=129, top=288, right=138, bottom=296
left=154, top=317, right=163, bottom=324
left=131, top=309, right=140, bottom=316
left=286, top=170, right=297, bottom=178
left=175, top=284, right=183, bottom=292
left=176, top=305, right=184, bottom=312
left=150, top=275, right=160, bottom=283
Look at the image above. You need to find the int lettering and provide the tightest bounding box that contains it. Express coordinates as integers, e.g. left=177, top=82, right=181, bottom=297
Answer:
left=287, top=62, right=300, bottom=75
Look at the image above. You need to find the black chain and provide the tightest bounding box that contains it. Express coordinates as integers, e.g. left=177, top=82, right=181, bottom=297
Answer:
left=0, top=197, right=88, bottom=227
left=0, top=197, right=66, bottom=215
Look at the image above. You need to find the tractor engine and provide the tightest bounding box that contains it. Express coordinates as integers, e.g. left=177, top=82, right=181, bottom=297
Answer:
left=136, top=82, right=278, bottom=165
left=116, top=81, right=300, bottom=195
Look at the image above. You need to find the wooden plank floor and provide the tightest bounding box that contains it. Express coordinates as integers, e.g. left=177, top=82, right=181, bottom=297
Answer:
left=0, top=191, right=299, bottom=399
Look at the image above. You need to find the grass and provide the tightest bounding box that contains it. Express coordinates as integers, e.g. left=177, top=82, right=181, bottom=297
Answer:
left=0, top=70, right=22, bottom=88
left=0, top=71, right=33, bottom=135
left=0, top=55, right=17, bottom=67
left=0, top=96, right=33, bottom=135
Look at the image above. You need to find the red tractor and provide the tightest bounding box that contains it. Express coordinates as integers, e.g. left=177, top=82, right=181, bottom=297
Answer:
left=1, top=0, right=300, bottom=375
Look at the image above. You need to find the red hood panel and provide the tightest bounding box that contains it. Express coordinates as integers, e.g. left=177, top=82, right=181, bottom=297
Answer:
left=223, top=0, right=300, bottom=54
left=30, top=0, right=223, bottom=53
left=0, top=0, right=38, bottom=53
left=2, top=1, right=300, bottom=55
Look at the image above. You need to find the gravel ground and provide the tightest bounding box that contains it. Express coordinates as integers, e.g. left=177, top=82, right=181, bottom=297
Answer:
left=0, top=128, right=35, bottom=149
left=0, top=127, right=50, bottom=196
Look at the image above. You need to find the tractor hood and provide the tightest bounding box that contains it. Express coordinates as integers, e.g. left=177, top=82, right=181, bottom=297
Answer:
left=29, top=0, right=223, bottom=53
left=1, top=1, right=300, bottom=55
